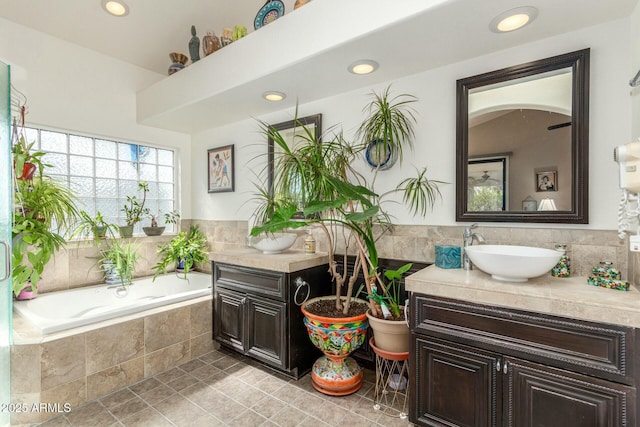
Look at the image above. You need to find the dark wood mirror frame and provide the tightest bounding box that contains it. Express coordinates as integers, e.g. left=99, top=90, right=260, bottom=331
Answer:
left=456, top=49, right=590, bottom=224
left=267, top=113, right=322, bottom=196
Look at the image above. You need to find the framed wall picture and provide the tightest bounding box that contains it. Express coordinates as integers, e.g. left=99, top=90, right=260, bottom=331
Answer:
left=208, top=144, right=234, bottom=193
left=535, top=170, right=557, bottom=192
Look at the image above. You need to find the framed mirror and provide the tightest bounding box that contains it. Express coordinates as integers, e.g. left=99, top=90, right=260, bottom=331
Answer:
left=267, top=113, right=322, bottom=205
left=456, top=49, right=589, bottom=223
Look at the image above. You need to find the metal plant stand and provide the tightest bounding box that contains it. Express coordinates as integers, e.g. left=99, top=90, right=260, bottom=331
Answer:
left=370, top=337, right=409, bottom=419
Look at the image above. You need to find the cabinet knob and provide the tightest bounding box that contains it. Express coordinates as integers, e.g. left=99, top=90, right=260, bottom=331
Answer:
left=503, top=361, right=508, bottom=374
left=240, top=297, right=247, bottom=305
left=496, top=360, right=501, bottom=372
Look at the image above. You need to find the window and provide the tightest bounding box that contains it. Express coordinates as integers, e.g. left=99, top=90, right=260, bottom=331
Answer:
left=18, top=126, right=177, bottom=236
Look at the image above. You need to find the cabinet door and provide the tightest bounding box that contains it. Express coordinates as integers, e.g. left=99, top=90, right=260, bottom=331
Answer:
left=412, top=336, right=501, bottom=427
left=505, top=358, right=636, bottom=427
left=214, top=288, right=246, bottom=353
left=246, top=297, right=286, bottom=369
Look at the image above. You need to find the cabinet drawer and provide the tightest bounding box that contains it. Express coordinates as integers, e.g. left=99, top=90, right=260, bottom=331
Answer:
left=413, top=295, right=635, bottom=385
left=214, top=262, right=286, bottom=301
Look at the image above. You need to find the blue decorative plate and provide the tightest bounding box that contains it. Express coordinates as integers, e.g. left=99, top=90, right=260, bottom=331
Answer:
left=255, top=0, right=285, bottom=29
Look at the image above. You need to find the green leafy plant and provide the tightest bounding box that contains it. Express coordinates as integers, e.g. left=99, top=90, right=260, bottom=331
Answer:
left=15, top=177, right=80, bottom=234
left=152, top=224, right=208, bottom=279
left=121, top=181, right=150, bottom=227
left=98, top=240, right=140, bottom=285
left=11, top=214, right=66, bottom=296
left=72, top=210, right=118, bottom=243
left=251, top=86, right=443, bottom=317
left=11, top=133, right=48, bottom=180
left=164, top=210, right=180, bottom=225
left=365, top=263, right=412, bottom=320
left=148, top=209, right=180, bottom=227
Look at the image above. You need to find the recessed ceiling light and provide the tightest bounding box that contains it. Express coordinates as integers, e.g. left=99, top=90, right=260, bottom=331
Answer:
left=348, top=60, right=379, bottom=75
left=263, top=91, right=286, bottom=101
left=101, top=0, right=129, bottom=17
left=489, top=6, right=538, bottom=33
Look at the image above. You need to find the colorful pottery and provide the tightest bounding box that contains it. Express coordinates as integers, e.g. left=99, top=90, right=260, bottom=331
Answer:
left=301, top=296, right=369, bottom=396
left=168, top=52, right=188, bottom=76
left=254, top=0, right=285, bottom=29
left=202, top=32, right=221, bottom=56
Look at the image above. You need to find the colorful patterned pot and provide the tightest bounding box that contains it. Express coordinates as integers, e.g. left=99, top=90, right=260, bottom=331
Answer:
left=301, top=296, right=369, bottom=396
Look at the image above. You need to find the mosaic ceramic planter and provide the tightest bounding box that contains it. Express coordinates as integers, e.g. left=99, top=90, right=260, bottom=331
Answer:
left=301, top=296, right=369, bottom=396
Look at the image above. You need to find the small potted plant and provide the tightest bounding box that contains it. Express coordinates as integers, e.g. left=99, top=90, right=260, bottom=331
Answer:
left=72, top=210, right=119, bottom=243
left=365, top=263, right=412, bottom=353
left=143, top=209, right=179, bottom=236
left=11, top=131, right=47, bottom=181
left=120, top=181, right=149, bottom=238
left=98, top=239, right=140, bottom=285
left=152, top=224, right=208, bottom=279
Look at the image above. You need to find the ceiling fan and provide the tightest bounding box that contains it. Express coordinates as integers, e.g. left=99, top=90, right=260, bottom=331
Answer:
left=469, top=171, right=502, bottom=187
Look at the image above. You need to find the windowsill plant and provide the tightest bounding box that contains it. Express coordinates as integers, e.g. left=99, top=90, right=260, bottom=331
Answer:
left=152, top=224, right=208, bottom=279
left=120, top=181, right=149, bottom=237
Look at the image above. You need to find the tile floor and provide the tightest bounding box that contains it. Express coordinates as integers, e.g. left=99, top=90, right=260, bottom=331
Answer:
left=37, top=348, right=412, bottom=427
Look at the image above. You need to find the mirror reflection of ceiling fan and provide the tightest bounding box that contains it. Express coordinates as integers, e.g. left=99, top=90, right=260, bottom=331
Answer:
left=469, top=171, right=502, bottom=187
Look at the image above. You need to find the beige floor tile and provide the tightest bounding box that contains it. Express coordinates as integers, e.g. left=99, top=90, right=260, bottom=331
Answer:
left=54, top=351, right=386, bottom=427
left=108, top=396, right=149, bottom=420
left=64, top=401, right=116, bottom=427
left=137, top=383, right=176, bottom=405
left=119, top=406, right=173, bottom=427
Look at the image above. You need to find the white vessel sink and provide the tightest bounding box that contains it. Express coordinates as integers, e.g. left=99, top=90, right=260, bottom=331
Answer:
left=464, top=245, right=562, bottom=282
left=249, top=233, right=298, bottom=254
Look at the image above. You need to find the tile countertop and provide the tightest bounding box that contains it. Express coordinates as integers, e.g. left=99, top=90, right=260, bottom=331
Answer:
left=209, top=249, right=329, bottom=273
left=405, top=265, right=640, bottom=328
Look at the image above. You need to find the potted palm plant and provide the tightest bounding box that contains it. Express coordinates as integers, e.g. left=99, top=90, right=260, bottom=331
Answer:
left=152, top=224, right=208, bottom=279
left=251, top=86, right=442, bottom=394
left=120, top=181, right=150, bottom=237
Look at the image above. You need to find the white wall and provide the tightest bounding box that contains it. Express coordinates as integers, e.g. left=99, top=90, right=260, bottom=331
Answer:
left=0, top=17, right=193, bottom=218
left=632, top=2, right=640, bottom=139
left=192, top=18, right=632, bottom=230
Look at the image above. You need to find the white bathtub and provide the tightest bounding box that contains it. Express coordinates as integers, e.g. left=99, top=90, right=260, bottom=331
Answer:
left=13, top=272, right=212, bottom=334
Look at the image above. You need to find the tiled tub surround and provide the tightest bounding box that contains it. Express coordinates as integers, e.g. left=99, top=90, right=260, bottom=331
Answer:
left=10, top=295, right=217, bottom=425
left=195, top=220, right=629, bottom=279
left=14, top=272, right=211, bottom=334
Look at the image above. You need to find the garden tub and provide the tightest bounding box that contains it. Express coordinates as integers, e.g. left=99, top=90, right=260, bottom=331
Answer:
left=13, top=272, right=212, bottom=334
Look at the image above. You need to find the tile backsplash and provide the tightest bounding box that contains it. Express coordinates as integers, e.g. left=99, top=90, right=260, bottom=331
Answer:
left=38, top=220, right=631, bottom=293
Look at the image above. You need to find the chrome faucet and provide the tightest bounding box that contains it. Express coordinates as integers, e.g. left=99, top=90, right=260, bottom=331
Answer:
left=462, top=223, right=485, bottom=270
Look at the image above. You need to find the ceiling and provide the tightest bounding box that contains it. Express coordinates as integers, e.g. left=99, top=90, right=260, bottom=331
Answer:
left=0, top=0, right=638, bottom=132
left=0, top=0, right=637, bottom=76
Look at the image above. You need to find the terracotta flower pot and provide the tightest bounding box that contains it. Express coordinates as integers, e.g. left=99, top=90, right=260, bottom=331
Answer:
left=366, top=309, right=409, bottom=353
left=15, top=162, right=36, bottom=180
left=301, top=296, right=369, bottom=396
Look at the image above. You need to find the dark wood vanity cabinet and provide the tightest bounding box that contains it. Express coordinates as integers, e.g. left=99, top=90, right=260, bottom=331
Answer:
left=410, top=295, right=638, bottom=427
left=213, top=261, right=330, bottom=378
